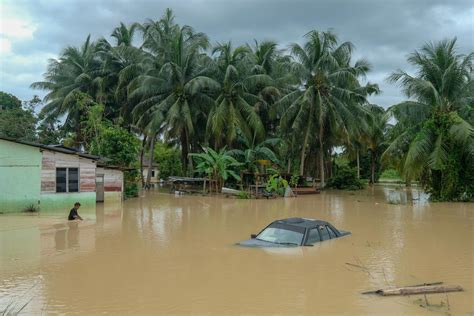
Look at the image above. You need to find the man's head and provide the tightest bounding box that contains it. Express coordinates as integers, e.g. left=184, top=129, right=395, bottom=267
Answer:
left=74, top=202, right=81, bottom=209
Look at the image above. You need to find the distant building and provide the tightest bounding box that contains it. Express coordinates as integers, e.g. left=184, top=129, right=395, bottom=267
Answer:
left=141, top=157, right=160, bottom=185
left=0, top=136, right=125, bottom=214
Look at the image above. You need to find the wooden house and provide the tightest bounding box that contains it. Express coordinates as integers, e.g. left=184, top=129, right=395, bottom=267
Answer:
left=0, top=136, right=125, bottom=213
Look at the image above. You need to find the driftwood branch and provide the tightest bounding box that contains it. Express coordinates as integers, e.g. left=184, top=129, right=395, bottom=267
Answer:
left=362, top=283, right=463, bottom=296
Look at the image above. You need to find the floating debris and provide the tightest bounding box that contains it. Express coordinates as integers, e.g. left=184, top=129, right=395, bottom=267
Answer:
left=362, top=282, right=463, bottom=296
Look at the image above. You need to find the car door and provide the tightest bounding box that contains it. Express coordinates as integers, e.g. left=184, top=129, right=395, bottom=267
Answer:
left=305, top=228, right=321, bottom=245
left=318, top=225, right=331, bottom=241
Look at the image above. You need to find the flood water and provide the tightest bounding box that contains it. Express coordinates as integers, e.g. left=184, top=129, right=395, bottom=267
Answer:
left=1, top=187, right=473, bottom=315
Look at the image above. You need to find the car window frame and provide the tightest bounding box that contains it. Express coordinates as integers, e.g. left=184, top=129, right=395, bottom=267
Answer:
left=326, top=225, right=337, bottom=239
left=256, top=222, right=305, bottom=245
left=304, top=227, right=322, bottom=245
left=318, top=225, right=331, bottom=241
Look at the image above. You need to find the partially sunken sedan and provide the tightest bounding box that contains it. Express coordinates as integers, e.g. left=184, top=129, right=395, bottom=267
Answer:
left=238, top=217, right=351, bottom=247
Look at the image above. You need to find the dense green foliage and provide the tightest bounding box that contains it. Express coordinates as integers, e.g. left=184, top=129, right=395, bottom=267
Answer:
left=326, top=165, right=364, bottom=190
left=0, top=105, right=37, bottom=141
left=0, top=94, right=38, bottom=141
left=265, top=174, right=289, bottom=195
left=0, top=92, right=22, bottom=110
left=1, top=8, right=467, bottom=201
left=81, top=101, right=140, bottom=198
left=190, top=147, right=242, bottom=190
left=227, top=134, right=279, bottom=173
left=154, top=141, right=183, bottom=179
left=379, top=169, right=401, bottom=180
left=384, top=39, right=473, bottom=201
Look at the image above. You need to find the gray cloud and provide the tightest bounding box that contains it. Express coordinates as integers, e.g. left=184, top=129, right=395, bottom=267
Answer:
left=1, top=0, right=473, bottom=107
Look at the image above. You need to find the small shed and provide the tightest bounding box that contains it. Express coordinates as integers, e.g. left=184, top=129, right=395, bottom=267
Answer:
left=142, top=157, right=160, bottom=186
left=96, top=164, right=124, bottom=202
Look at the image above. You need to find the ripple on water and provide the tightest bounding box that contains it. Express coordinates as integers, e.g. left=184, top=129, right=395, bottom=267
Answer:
left=0, top=187, right=472, bottom=314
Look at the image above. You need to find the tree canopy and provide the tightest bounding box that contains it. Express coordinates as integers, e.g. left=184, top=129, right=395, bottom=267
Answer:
left=11, top=8, right=470, bottom=200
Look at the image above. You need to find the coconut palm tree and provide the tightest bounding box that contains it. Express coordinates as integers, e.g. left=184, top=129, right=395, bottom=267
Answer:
left=385, top=38, right=473, bottom=199
left=247, top=41, right=296, bottom=136
left=207, top=42, right=271, bottom=147
left=131, top=24, right=218, bottom=171
left=278, top=30, right=376, bottom=185
left=361, top=104, right=390, bottom=184
left=31, top=35, right=102, bottom=147
left=96, top=37, right=148, bottom=123
left=141, top=8, right=180, bottom=63
left=111, top=22, right=141, bottom=47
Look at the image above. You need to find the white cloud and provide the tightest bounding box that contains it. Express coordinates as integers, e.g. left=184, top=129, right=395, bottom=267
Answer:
left=0, top=37, right=12, bottom=54
left=0, top=17, right=37, bottom=39
left=0, top=3, right=37, bottom=39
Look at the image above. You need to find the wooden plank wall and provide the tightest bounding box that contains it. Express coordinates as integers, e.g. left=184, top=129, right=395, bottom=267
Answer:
left=80, top=158, right=96, bottom=192
left=41, top=151, right=56, bottom=193
left=104, top=169, right=123, bottom=192
left=41, top=150, right=96, bottom=193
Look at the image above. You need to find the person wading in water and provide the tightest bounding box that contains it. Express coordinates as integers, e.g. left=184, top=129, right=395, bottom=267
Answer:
left=68, top=202, right=83, bottom=221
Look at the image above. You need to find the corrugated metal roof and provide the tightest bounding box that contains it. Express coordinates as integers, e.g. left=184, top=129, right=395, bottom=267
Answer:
left=0, top=135, right=101, bottom=160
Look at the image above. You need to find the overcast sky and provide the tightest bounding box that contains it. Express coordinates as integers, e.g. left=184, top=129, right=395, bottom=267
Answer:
left=0, top=0, right=473, bottom=108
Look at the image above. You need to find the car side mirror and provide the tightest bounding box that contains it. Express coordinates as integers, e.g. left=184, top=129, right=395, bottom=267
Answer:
left=251, top=234, right=257, bottom=239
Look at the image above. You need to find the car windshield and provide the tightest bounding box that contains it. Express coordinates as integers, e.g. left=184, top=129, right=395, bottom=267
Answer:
left=257, top=227, right=304, bottom=245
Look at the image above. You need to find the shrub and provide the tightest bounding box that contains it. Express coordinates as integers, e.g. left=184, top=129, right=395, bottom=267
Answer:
left=326, top=166, right=364, bottom=190
left=154, top=142, right=183, bottom=179
left=23, top=204, right=39, bottom=213
left=124, top=170, right=139, bottom=199
left=236, top=191, right=251, bottom=199
left=266, top=174, right=289, bottom=195
left=380, top=168, right=402, bottom=180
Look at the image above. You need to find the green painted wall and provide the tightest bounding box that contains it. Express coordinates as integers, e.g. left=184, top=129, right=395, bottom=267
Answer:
left=0, top=140, right=42, bottom=213
left=40, top=192, right=96, bottom=212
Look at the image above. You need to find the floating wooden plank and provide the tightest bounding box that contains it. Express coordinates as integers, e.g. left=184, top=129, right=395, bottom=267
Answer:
left=362, top=283, right=463, bottom=296
left=361, top=282, right=443, bottom=295
left=222, top=187, right=244, bottom=195
left=293, top=187, right=320, bottom=195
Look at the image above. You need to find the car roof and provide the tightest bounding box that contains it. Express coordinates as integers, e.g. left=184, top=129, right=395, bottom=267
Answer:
left=272, top=217, right=331, bottom=229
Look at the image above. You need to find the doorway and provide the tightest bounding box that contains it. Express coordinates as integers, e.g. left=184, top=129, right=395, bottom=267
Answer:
left=96, top=175, right=104, bottom=202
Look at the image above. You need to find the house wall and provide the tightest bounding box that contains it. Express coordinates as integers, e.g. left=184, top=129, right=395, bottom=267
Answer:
left=97, top=167, right=123, bottom=202
left=40, top=151, right=96, bottom=211
left=0, top=140, right=42, bottom=213
left=142, top=167, right=159, bottom=183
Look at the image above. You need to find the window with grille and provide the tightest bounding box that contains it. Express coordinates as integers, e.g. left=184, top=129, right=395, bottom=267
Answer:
left=56, top=168, right=79, bottom=192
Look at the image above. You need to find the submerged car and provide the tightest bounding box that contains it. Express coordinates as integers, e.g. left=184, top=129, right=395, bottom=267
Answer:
left=238, top=217, right=350, bottom=247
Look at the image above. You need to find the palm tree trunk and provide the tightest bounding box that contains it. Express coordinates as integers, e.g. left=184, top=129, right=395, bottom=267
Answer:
left=299, top=124, right=311, bottom=176
left=181, top=129, right=189, bottom=175
left=356, top=149, right=360, bottom=179
left=146, top=133, right=156, bottom=189
left=370, top=150, right=376, bottom=185
left=328, top=147, right=333, bottom=179
left=139, top=135, right=147, bottom=187
left=74, top=117, right=83, bottom=150
left=319, top=125, right=325, bottom=188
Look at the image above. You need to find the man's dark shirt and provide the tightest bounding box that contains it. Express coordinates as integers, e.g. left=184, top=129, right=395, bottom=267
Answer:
left=68, top=208, right=78, bottom=220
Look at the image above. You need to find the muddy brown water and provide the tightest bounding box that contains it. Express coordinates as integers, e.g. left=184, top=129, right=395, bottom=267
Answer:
left=1, top=187, right=473, bottom=315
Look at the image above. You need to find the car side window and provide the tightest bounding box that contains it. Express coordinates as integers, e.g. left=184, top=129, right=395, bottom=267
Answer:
left=306, top=228, right=321, bottom=244
left=327, top=226, right=337, bottom=239
left=318, top=226, right=330, bottom=241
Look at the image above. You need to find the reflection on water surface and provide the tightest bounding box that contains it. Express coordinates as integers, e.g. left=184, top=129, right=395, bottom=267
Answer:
left=0, top=187, right=472, bottom=314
